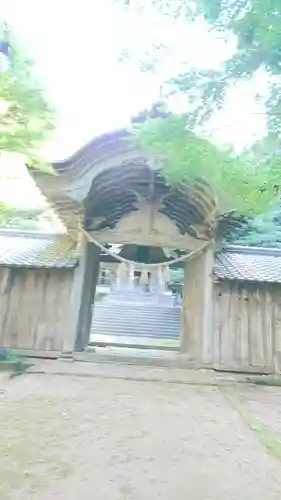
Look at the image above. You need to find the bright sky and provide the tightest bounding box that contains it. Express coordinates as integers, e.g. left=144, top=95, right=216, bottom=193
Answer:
left=1, top=0, right=269, bottom=210
left=2, top=0, right=268, bottom=161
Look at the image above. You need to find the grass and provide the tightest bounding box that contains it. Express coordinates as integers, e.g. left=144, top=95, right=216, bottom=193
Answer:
left=221, top=386, right=281, bottom=462
left=245, top=374, right=281, bottom=386
left=237, top=404, right=281, bottom=461
left=0, top=350, right=34, bottom=376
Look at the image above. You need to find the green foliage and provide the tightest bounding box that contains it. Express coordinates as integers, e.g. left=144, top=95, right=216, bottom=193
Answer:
left=0, top=203, right=44, bottom=228
left=0, top=203, right=14, bottom=222
left=236, top=206, right=281, bottom=247
left=197, top=0, right=281, bottom=75
left=169, top=1, right=281, bottom=134
left=121, top=1, right=281, bottom=142
left=0, top=23, right=55, bottom=169
left=120, top=0, right=281, bottom=221
left=170, top=268, right=184, bottom=283
left=134, top=115, right=280, bottom=216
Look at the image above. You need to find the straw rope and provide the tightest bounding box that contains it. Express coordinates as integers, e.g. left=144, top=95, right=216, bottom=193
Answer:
left=80, top=225, right=211, bottom=268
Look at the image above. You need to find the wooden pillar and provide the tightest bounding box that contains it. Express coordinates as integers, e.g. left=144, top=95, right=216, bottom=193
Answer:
left=62, top=237, right=100, bottom=354
left=180, top=245, right=214, bottom=364
left=75, top=241, right=100, bottom=351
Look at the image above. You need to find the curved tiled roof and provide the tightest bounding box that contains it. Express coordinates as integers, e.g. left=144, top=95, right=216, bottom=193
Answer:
left=28, top=114, right=219, bottom=245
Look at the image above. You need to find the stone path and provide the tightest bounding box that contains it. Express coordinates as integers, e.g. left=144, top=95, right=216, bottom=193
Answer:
left=0, top=363, right=281, bottom=499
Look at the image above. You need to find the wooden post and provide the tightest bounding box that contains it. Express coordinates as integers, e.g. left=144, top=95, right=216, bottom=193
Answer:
left=75, top=241, right=100, bottom=351
left=180, top=245, right=214, bottom=364
left=62, top=237, right=100, bottom=354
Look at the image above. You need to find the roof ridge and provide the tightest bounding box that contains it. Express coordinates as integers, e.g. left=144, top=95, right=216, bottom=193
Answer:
left=223, top=245, right=281, bottom=257
left=0, top=229, right=66, bottom=240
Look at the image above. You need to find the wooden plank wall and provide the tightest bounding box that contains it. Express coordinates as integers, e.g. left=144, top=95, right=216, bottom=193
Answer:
left=214, top=280, right=281, bottom=372
left=0, top=266, right=74, bottom=355
left=2, top=263, right=281, bottom=372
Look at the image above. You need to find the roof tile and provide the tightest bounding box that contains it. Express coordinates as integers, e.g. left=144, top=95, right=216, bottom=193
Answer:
left=215, top=246, right=281, bottom=283
left=0, top=232, right=78, bottom=268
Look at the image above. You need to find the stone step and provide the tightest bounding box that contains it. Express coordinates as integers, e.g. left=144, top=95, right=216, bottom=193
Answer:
left=92, top=315, right=181, bottom=327
left=91, top=330, right=180, bottom=339
left=92, top=300, right=181, bottom=312
left=93, top=302, right=180, bottom=312
left=106, top=296, right=175, bottom=306
left=92, top=311, right=181, bottom=325
left=91, top=299, right=181, bottom=340
left=92, top=314, right=181, bottom=326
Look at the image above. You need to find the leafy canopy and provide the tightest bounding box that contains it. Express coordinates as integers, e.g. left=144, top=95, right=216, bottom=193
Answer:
left=118, top=1, right=281, bottom=219
left=134, top=113, right=281, bottom=217
left=236, top=206, right=281, bottom=248
left=0, top=203, right=43, bottom=226
left=0, top=23, right=55, bottom=170
left=120, top=1, right=281, bottom=133
left=171, top=0, right=281, bottom=132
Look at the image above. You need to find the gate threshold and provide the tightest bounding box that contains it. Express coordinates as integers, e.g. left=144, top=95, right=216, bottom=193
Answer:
left=76, top=346, right=196, bottom=369
left=89, top=334, right=180, bottom=352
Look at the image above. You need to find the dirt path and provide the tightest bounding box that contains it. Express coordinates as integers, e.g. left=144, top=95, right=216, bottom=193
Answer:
left=1, top=368, right=281, bottom=499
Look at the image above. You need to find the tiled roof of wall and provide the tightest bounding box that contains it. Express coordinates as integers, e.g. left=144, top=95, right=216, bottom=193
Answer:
left=1, top=232, right=281, bottom=283
left=0, top=231, right=78, bottom=268
left=214, top=246, right=281, bottom=283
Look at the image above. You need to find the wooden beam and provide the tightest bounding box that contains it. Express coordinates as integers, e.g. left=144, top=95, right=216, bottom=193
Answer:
left=181, top=245, right=214, bottom=363
left=88, top=207, right=208, bottom=251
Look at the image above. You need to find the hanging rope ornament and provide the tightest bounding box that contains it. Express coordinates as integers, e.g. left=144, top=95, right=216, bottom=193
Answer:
left=79, top=224, right=212, bottom=269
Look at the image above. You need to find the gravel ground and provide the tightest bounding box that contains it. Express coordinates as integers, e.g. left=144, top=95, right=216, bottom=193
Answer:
left=1, top=370, right=281, bottom=499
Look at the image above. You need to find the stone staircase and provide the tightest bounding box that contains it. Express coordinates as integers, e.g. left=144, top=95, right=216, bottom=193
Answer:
left=90, top=290, right=181, bottom=344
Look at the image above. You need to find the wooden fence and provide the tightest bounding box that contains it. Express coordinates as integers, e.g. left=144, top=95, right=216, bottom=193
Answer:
left=0, top=267, right=74, bottom=356
left=213, top=281, right=281, bottom=372
left=1, top=262, right=281, bottom=373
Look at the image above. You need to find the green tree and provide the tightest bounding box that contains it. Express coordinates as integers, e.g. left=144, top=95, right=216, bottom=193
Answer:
left=0, top=22, right=55, bottom=169
left=133, top=111, right=281, bottom=243
left=0, top=203, right=44, bottom=228
left=236, top=207, right=281, bottom=248
left=135, top=113, right=280, bottom=214
left=119, top=1, right=281, bottom=243
left=120, top=1, right=281, bottom=137
left=121, top=0, right=281, bottom=131
left=171, top=0, right=281, bottom=133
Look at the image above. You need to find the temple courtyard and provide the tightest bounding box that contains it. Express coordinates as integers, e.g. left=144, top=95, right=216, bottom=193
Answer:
left=0, top=360, right=281, bottom=499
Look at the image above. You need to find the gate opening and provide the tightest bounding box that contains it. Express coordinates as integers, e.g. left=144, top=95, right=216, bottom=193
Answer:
left=88, top=244, right=183, bottom=351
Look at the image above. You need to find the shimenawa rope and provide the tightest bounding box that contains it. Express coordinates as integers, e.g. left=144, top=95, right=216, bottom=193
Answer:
left=80, top=225, right=211, bottom=269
